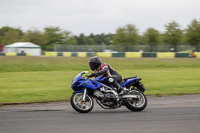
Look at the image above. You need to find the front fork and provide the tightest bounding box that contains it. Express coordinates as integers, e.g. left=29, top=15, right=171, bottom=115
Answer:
left=82, top=88, right=87, bottom=102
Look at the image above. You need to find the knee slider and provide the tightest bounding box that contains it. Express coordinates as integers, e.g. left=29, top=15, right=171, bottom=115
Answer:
left=106, top=77, right=114, bottom=84
left=108, top=78, right=114, bottom=83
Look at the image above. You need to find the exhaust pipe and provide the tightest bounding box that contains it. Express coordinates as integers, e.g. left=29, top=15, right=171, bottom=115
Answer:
left=122, top=95, right=140, bottom=99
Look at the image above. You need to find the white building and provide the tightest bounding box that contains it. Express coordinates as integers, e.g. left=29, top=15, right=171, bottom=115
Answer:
left=4, top=42, right=41, bottom=56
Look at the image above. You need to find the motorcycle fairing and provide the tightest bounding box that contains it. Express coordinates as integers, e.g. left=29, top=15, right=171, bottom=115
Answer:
left=77, top=79, right=102, bottom=90
left=71, top=72, right=103, bottom=91
left=71, top=71, right=140, bottom=91
left=120, top=78, right=138, bottom=87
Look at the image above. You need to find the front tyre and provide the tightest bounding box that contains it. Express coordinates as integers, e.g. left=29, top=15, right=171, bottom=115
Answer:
left=125, top=89, right=147, bottom=111
left=70, top=92, right=94, bottom=113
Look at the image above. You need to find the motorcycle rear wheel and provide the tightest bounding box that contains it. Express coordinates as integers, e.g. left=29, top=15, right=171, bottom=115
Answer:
left=70, top=92, right=94, bottom=113
left=125, top=89, right=147, bottom=111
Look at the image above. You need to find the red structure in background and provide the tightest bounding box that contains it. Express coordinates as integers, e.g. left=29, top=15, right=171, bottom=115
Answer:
left=0, top=43, right=4, bottom=52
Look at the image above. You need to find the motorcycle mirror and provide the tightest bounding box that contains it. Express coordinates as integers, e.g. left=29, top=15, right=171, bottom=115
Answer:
left=82, top=71, right=89, bottom=74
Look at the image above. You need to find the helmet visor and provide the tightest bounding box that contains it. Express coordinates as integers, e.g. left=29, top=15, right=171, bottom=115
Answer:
left=89, top=62, right=95, bottom=71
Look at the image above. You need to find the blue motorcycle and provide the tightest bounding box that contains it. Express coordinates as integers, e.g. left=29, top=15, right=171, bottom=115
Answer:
left=70, top=71, right=147, bottom=113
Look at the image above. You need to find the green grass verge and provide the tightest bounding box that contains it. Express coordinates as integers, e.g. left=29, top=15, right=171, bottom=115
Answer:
left=0, top=57, right=200, bottom=104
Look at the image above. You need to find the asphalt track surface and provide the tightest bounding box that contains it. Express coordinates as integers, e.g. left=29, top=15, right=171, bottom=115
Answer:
left=0, top=95, right=200, bottom=133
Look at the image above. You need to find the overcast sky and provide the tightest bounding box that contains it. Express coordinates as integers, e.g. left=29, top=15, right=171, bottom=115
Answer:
left=0, top=0, right=200, bottom=35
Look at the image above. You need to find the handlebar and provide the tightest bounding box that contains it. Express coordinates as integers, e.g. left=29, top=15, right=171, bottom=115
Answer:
left=85, top=75, right=90, bottom=79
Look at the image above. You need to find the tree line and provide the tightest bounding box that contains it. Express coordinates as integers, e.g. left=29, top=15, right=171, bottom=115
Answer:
left=0, top=18, right=200, bottom=51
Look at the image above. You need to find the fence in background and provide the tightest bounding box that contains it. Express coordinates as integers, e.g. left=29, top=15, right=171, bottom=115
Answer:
left=48, top=44, right=200, bottom=52
left=43, top=52, right=200, bottom=58
left=1, top=52, right=200, bottom=58
left=0, top=53, right=31, bottom=56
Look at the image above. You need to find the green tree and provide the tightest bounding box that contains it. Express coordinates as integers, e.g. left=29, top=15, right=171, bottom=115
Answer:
left=94, top=34, right=104, bottom=45
left=22, top=29, right=48, bottom=49
left=185, top=19, right=200, bottom=51
left=113, top=24, right=139, bottom=45
left=163, top=21, right=183, bottom=52
left=0, top=26, right=23, bottom=45
left=86, top=37, right=95, bottom=45
left=88, top=33, right=96, bottom=45
left=0, top=26, right=12, bottom=37
left=60, top=30, right=77, bottom=45
left=75, top=33, right=88, bottom=45
left=2, top=29, right=22, bottom=45
left=143, top=28, right=160, bottom=44
left=44, top=27, right=63, bottom=45
left=143, top=28, right=160, bottom=52
left=104, top=33, right=114, bottom=45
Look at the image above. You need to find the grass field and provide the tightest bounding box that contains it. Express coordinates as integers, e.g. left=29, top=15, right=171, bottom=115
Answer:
left=0, top=56, right=200, bottom=104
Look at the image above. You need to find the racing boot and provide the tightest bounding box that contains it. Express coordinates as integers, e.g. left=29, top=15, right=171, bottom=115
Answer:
left=113, top=82, right=125, bottom=96
left=118, top=85, right=125, bottom=96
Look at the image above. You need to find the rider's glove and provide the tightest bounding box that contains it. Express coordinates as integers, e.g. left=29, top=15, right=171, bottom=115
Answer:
left=87, top=73, right=96, bottom=78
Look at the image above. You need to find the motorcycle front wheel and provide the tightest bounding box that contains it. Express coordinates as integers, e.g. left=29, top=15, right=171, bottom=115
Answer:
left=70, top=92, right=94, bottom=113
left=125, top=89, right=147, bottom=111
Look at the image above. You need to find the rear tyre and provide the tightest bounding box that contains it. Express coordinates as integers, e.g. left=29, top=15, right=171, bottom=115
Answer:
left=70, top=92, right=94, bottom=113
left=125, top=89, right=147, bottom=111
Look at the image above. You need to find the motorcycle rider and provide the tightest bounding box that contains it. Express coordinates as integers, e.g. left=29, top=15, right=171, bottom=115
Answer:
left=87, top=56, right=124, bottom=95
